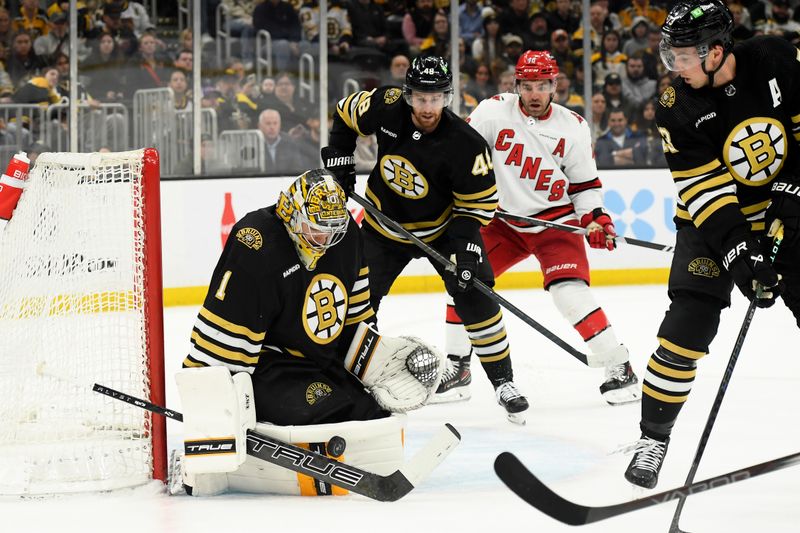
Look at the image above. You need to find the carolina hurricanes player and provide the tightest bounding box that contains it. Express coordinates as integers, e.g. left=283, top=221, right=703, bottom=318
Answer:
left=434, top=51, right=640, bottom=406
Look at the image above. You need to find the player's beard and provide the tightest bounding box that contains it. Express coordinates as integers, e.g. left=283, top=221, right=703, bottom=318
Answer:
left=521, top=93, right=552, bottom=118
left=411, top=108, right=443, bottom=133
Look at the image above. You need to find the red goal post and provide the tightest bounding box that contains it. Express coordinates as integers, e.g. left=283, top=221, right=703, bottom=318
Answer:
left=0, top=148, right=166, bottom=495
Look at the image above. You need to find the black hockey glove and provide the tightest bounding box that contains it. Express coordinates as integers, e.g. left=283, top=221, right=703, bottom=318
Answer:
left=321, top=145, right=356, bottom=197
left=766, top=180, right=800, bottom=249
left=721, top=232, right=781, bottom=308
left=446, top=217, right=483, bottom=293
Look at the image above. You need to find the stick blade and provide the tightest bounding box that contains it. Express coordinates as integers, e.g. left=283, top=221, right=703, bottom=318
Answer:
left=494, top=452, right=591, bottom=526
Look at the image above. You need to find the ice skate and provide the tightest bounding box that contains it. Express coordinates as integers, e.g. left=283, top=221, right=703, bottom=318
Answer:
left=429, top=356, right=471, bottom=404
left=494, top=381, right=529, bottom=425
left=600, top=361, right=641, bottom=405
left=623, top=435, right=670, bottom=489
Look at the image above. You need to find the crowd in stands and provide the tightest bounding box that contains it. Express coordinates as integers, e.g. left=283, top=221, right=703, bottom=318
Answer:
left=1, top=0, right=799, bottom=175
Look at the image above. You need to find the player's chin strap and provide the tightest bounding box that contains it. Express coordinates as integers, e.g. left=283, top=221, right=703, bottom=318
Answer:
left=701, top=46, right=731, bottom=88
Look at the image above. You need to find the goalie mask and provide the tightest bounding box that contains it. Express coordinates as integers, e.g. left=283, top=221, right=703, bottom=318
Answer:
left=276, top=169, right=350, bottom=271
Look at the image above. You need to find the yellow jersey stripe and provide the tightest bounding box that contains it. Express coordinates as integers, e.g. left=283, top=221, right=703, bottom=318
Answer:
left=199, top=307, right=265, bottom=342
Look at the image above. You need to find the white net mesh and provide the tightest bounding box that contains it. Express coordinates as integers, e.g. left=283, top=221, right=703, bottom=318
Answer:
left=0, top=149, right=163, bottom=495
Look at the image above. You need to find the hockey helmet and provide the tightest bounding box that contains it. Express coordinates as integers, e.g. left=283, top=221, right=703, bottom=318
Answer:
left=660, top=0, right=733, bottom=72
left=276, top=169, right=349, bottom=270
left=515, top=50, right=559, bottom=82
left=403, top=55, right=454, bottom=107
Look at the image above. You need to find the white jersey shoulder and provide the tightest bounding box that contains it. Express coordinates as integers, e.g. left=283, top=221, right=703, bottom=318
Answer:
left=467, top=96, right=601, bottom=230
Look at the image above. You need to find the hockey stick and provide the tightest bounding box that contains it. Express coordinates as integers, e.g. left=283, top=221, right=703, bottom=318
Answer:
left=493, top=449, right=800, bottom=525
left=350, top=192, right=595, bottom=367
left=668, top=227, right=784, bottom=533
left=495, top=211, right=676, bottom=253
left=93, top=383, right=460, bottom=502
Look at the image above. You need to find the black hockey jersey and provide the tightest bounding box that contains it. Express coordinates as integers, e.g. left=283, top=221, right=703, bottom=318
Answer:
left=183, top=207, right=375, bottom=373
left=656, top=36, right=800, bottom=251
left=329, top=86, right=498, bottom=244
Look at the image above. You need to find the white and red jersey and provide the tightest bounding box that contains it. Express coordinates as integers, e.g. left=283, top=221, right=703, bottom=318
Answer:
left=466, top=93, right=603, bottom=233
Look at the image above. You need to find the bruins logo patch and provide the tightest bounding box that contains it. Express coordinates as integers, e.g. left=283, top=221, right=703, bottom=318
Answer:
left=379, top=155, right=429, bottom=198
left=236, top=227, right=263, bottom=250
left=659, top=86, right=675, bottom=108
left=688, top=257, right=720, bottom=278
left=302, top=273, right=347, bottom=344
left=306, top=382, right=333, bottom=405
left=384, top=88, right=402, bottom=105
left=723, top=117, right=786, bottom=186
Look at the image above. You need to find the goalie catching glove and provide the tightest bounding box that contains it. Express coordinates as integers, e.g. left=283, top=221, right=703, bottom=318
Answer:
left=345, top=322, right=445, bottom=412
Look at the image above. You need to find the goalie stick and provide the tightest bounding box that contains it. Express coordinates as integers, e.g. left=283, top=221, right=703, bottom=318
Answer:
left=350, top=192, right=595, bottom=367
left=493, top=450, right=800, bottom=525
left=93, top=383, right=460, bottom=502
left=495, top=211, right=675, bottom=253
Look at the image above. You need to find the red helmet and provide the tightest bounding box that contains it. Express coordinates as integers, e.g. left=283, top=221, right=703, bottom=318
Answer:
left=515, top=51, right=559, bottom=81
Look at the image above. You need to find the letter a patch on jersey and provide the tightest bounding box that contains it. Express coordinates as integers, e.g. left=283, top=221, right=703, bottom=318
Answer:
left=552, top=138, right=566, bottom=158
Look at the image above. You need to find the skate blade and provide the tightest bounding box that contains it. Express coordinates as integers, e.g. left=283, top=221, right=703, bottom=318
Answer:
left=428, top=387, right=471, bottom=405
left=506, top=411, right=527, bottom=425
left=602, top=385, right=642, bottom=406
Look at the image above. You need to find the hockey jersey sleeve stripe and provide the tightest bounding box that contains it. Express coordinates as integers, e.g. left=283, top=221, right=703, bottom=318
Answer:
left=567, top=178, right=602, bottom=195
left=669, top=159, right=721, bottom=179
left=792, top=111, right=800, bottom=124
left=199, top=307, right=265, bottom=343
left=452, top=210, right=494, bottom=226
left=348, top=291, right=370, bottom=305
left=691, top=195, right=739, bottom=227
left=336, top=92, right=359, bottom=131
left=191, top=330, right=261, bottom=365
left=187, top=347, right=257, bottom=374
left=678, top=174, right=734, bottom=205
left=453, top=186, right=498, bottom=201
left=658, top=337, right=706, bottom=359
left=364, top=211, right=449, bottom=243
left=193, top=318, right=262, bottom=354
left=182, top=355, right=205, bottom=368
left=345, top=307, right=375, bottom=326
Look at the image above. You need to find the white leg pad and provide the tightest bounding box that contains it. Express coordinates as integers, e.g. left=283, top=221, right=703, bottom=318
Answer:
left=187, top=414, right=407, bottom=496
left=176, top=366, right=256, bottom=475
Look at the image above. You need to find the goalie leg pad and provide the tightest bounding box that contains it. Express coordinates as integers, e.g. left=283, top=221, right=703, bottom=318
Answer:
left=345, top=322, right=445, bottom=412
left=175, top=366, right=256, bottom=475
left=188, top=415, right=407, bottom=496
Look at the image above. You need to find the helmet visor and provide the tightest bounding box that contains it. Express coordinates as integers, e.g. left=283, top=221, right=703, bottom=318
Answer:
left=659, top=40, right=709, bottom=72
left=403, top=89, right=453, bottom=109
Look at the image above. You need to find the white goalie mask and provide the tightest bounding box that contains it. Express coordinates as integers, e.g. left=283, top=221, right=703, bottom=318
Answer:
left=276, top=169, right=350, bottom=270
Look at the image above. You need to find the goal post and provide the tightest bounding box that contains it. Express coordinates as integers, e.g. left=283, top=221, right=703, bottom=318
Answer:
left=0, top=148, right=167, bottom=495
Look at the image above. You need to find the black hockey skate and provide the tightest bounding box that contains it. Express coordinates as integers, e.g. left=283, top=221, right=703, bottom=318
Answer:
left=600, top=361, right=641, bottom=405
left=494, top=381, right=529, bottom=425
left=429, top=356, right=472, bottom=404
left=624, top=435, right=670, bottom=489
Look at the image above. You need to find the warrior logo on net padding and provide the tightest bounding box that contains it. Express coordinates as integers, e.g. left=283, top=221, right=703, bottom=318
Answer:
left=379, top=155, right=429, bottom=199
left=688, top=257, right=720, bottom=278
left=302, top=274, right=347, bottom=345
left=724, top=117, right=786, bottom=186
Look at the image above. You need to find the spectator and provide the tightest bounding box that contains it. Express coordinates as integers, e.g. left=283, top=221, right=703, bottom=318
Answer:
left=496, top=69, right=515, bottom=93
left=571, top=2, right=609, bottom=52
left=87, top=1, right=125, bottom=40
left=213, top=69, right=243, bottom=131
left=631, top=98, right=665, bottom=167
left=458, top=71, right=479, bottom=117
left=253, top=0, right=302, bottom=73
left=618, top=0, right=667, bottom=32
left=293, top=115, right=322, bottom=168
left=258, top=108, right=303, bottom=176
left=595, top=107, right=646, bottom=168
left=498, top=0, right=531, bottom=38
left=524, top=12, right=550, bottom=51
left=420, top=9, right=450, bottom=57
left=174, top=49, right=193, bottom=73
left=459, top=0, right=484, bottom=49
left=221, top=0, right=257, bottom=67
left=0, top=59, right=12, bottom=98
left=589, top=91, right=609, bottom=142
left=174, top=133, right=224, bottom=175
left=235, top=73, right=260, bottom=128
left=120, top=1, right=155, bottom=38
left=500, top=33, right=524, bottom=65
left=601, top=72, right=634, bottom=118
left=12, top=0, right=49, bottom=40
left=0, top=8, right=12, bottom=47
left=547, top=0, right=580, bottom=34
left=472, top=8, right=502, bottom=66
left=124, top=31, right=170, bottom=95
left=553, top=70, right=584, bottom=115
left=6, top=30, right=46, bottom=87
left=26, top=141, right=49, bottom=165
left=382, top=53, right=410, bottom=86
left=168, top=68, right=191, bottom=111
left=621, top=53, right=656, bottom=109
left=12, top=65, right=60, bottom=105
left=729, top=1, right=755, bottom=42
left=592, top=0, right=622, bottom=32
left=258, top=71, right=313, bottom=133
left=467, top=62, right=496, bottom=102
left=81, top=31, right=125, bottom=103
left=622, top=16, right=651, bottom=58
left=641, top=26, right=664, bottom=80
left=34, top=11, right=90, bottom=63
left=550, top=28, right=579, bottom=79
left=591, top=30, right=627, bottom=89
left=757, top=0, right=800, bottom=36
left=402, top=0, right=436, bottom=56
left=656, top=72, right=673, bottom=97
left=299, top=0, right=353, bottom=60
left=257, top=76, right=275, bottom=105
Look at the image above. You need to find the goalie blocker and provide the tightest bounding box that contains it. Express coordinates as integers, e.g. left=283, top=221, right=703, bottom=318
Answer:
left=176, top=327, right=443, bottom=496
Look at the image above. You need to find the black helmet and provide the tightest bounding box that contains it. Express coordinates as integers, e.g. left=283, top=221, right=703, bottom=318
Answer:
left=403, top=55, right=453, bottom=105
left=661, top=0, right=733, bottom=51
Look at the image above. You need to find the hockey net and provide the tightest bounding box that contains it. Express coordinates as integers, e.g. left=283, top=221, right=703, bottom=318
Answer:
left=0, top=148, right=166, bottom=495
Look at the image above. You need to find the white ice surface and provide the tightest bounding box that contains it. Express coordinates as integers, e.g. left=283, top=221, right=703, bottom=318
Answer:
left=3, top=285, right=798, bottom=533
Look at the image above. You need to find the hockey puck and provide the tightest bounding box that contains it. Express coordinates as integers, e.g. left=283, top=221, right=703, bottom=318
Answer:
left=327, top=435, right=346, bottom=457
